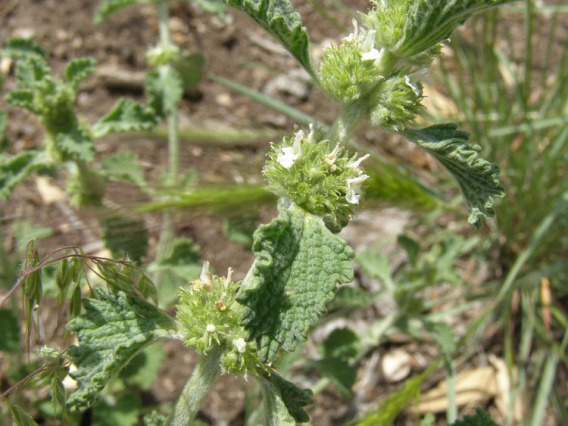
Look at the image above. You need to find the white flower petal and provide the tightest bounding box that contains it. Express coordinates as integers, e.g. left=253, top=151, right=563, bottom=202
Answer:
left=277, top=146, right=299, bottom=168
left=346, top=174, right=369, bottom=204
left=233, top=338, right=247, bottom=354
left=347, top=154, right=370, bottom=169
left=200, top=261, right=212, bottom=285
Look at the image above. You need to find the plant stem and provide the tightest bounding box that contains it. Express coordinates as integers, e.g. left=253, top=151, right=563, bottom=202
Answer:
left=326, top=103, right=366, bottom=146
left=166, top=347, right=223, bottom=426
left=155, top=2, right=180, bottom=287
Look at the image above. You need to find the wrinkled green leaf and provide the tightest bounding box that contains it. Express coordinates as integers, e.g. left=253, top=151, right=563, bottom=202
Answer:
left=145, top=66, right=183, bottom=117
left=66, top=290, right=175, bottom=412
left=399, top=0, right=515, bottom=58
left=450, top=407, right=500, bottom=426
left=258, top=372, right=313, bottom=424
left=101, top=151, right=145, bottom=186
left=238, top=206, right=354, bottom=363
left=0, top=151, right=42, bottom=199
left=6, top=90, right=35, bottom=112
left=94, top=0, right=155, bottom=23
left=55, top=125, right=95, bottom=162
left=1, top=37, right=46, bottom=59
left=0, top=309, right=20, bottom=352
left=65, top=58, right=97, bottom=92
left=225, top=0, right=314, bottom=76
left=14, top=55, right=50, bottom=87
left=403, top=124, right=505, bottom=228
left=93, top=98, right=158, bottom=138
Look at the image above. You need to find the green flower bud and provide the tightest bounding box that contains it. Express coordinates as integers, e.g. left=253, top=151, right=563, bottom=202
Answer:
left=369, top=71, right=425, bottom=130
left=264, top=126, right=369, bottom=232
left=360, top=0, right=410, bottom=51
left=319, top=17, right=389, bottom=106
left=177, top=262, right=256, bottom=376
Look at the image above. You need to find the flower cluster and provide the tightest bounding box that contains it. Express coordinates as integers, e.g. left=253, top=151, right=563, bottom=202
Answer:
left=177, top=262, right=255, bottom=376
left=264, top=126, right=369, bottom=232
left=319, top=0, right=427, bottom=130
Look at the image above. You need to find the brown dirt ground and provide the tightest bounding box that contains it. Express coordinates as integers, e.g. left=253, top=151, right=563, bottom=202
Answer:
left=1, top=0, right=566, bottom=425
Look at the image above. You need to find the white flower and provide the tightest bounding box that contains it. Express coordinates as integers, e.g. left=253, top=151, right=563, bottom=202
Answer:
left=343, top=19, right=360, bottom=42
left=347, top=154, right=370, bottom=170
left=206, top=324, right=216, bottom=333
left=344, top=21, right=382, bottom=63
left=361, top=48, right=384, bottom=62
left=277, top=130, right=304, bottom=168
left=346, top=174, right=369, bottom=204
left=200, top=261, right=212, bottom=285
left=233, top=338, right=247, bottom=354
left=405, top=68, right=428, bottom=96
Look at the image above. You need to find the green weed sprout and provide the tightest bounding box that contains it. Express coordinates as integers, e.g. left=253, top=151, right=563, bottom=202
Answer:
left=0, top=38, right=158, bottom=206
left=2, top=0, right=515, bottom=424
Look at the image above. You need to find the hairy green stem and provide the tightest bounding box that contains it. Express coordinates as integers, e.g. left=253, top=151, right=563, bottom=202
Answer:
left=326, top=103, right=366, bottom=146
left=166, top=346, right=223, bottom=426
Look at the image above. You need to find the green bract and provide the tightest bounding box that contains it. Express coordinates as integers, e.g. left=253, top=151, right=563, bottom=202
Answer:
left=264, top=126, right=369, bottom=232
left=177, top=262, right=257, bottom=376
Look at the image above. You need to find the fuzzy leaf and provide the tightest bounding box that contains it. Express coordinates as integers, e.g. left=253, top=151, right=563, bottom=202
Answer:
left=145, top=67, right=183, bottom=117
left=1, top=37, right=46, bottom=59
left=258, top=372, right=313, bottom=424
left=224, top=0, right=314, bottom=76
left=6, top=90, right=35, bottom=112
left=14, top=55, right=50, bottom=87
left=0, top=151, right=42, bottom=199
left=101, top=151, right=145, bottom=186
left=403, top=123, right=505, bottom=228
left=94, top=0, right=155, bottom=23
left=237, top=206, right=354, bottom=363
left=93, top=99, right=158, bottom=138
left=65, top=58, right=97, bottom=92
left=399, top=0, right=515, bottom=58
left=56, top=125, right=95, bottom=162
left=66, top=290, right=175, bottom=412
left=450, top=408, right=500, bottom=426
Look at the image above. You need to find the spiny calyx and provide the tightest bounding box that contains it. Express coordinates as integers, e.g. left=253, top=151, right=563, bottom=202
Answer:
left=264, top=126, right=369, bottom=232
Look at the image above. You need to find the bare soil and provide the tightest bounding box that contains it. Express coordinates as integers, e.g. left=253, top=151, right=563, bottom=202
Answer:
left=1, top=1, right=566, bottom=425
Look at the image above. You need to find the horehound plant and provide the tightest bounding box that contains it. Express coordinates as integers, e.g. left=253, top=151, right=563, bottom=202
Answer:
left=3, top=0, right=514, bottom=424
